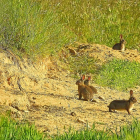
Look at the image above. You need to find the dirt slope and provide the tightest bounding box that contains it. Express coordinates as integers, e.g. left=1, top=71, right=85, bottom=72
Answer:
left=0, top=44, right=140, bottom=137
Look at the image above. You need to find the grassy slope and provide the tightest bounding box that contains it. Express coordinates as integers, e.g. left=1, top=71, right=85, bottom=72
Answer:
left=1, top=1, right=140, bottom=139
left=0, top=114, right=45, bottom=140
left=0, top=0, right=140, bottom=58
left=1, top=0, right=140, bottom=90
left=96, top=59, right=140, bottom=91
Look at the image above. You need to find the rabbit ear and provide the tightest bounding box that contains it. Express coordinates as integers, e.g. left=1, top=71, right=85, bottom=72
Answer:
left=88, top=76, right=91, bottom=80
left=130, top=90, right=133, bottom=96
left=120, top=34, right=123, bottom=39
left=82, top=75, right=85, bottom=80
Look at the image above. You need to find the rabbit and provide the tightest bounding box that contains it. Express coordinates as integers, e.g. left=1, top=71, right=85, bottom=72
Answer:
left=84, top=76, right=97, bottom=94
left=112, top=34, right=126, bottom=51
left=75, top=74, right=85, bottom=95
left=76, top=75, right=93, bottom=101
left=108, top=90, right=137, bottom=114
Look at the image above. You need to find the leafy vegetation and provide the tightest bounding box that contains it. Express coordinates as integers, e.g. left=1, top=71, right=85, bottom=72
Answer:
left=0, top=0, right=76, bottom=58
left=0, top=115, right=45, bottom=140
left=96, top=59, right=140, bottom=91
left=1, top=114, right=140, bottom=140
left=51, top=119, right=140, bottom=140
left=0, top=0, right=140, bottom=59
left=67, top=53, right=97, bottom=76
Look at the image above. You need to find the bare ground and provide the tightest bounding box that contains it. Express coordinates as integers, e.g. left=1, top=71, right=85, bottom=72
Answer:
left=0, top=43, right=140, bottom=137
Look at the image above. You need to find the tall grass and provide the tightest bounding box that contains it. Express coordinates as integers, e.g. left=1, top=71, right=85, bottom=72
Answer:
left=51, top=120, right=140, bottom=140
left=0, top=0, right=140, bottom=58
left=44, top=0, right=140, bottom=49
left=0, top=0, right=76, bottom=58
left=0, top=114, right=140, bottom=139
left=67, top=53, right=97, bottom=75
left=0, top=115, right=45, bottom=140
left=95, top=59, right=140, bottom=90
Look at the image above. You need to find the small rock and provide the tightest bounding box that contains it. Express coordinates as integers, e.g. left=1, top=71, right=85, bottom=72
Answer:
left=32, top=97, right=36, bottom=100
left=43, top=127, right=50, bottom=132
left=71, top=112, right=76, bottom=116
left=77, top=118, right=86, bottom=124
left=132, top=109, right=137, bottom=111
left=98, top=96, right=105, bottom=100
left=91, top=99, right=99, bottom=102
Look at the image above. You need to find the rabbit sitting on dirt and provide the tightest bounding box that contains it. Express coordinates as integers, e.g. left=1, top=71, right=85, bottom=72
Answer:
left=84, top=76, right=97, bottom=94
left=112, top=34, right=126, bottom=51
left=76, top=75, right=93, bottom=101
left=108, top=90, right=137, bottom=114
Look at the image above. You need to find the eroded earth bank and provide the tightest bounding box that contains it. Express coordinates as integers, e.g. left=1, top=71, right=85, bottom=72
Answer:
left=0, top=43, right=140, bottom=136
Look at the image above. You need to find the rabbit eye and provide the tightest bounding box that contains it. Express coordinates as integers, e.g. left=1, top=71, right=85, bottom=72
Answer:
left=132, top=97, right=135, bottom=100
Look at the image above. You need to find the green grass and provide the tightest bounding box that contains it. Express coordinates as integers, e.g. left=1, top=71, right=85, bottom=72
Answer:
left=0, top=0, right=140, bottom=59
left=0, top=114, right=140, bottom=140
left=51, top=126, right=109, bottom=140
left=67, top=53, right=97, bottom=75
left=0, top=115, right=45, bottom=140
left=51, top=120, right=140, bottom=140
left=0, top=0, right=76, bottom=58
left=1, top=0, right=140, bottom=139
left=95, top=59, right=140, bottom=91
left=48, top=0, right=140, bottom=50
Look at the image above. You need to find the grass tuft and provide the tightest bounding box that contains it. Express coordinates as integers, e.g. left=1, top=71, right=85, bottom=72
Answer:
left=51, top=119, right=140, bottom=140
left=0, top=115, right=45, bottom=140
left=67, top=54, right=97, bottom=75
left=95, top=59, right=140, bottom=90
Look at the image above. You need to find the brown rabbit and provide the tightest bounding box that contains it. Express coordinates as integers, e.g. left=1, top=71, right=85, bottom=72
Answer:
left=76, top=75, right=85, bottom=95
left=108, top=90, right=137, bottom=114
left=84, top=76, right=97, bottom=94
left=112, top=34, right=126, bottom=51
left=76, top=75, right=93, bottom=101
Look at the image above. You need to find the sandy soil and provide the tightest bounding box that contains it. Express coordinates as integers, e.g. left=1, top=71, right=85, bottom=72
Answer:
left=0, top=43, right=140, bottom=137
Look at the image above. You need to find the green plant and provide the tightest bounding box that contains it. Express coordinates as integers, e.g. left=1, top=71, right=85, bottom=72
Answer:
left=0, top=0, right=76, bottom=59
left=96, top=59, right=140, bottom=90
left=0, top=115, right=45, bottom=140
left=67, top=53, right=97, bottom=76
left=51, top=119, right=140, bottom=140
left=45, top=0, right=140, bottom=50
left=111, top=119, right=140, bottom=140
left=1, top=0, right=140, bottom=59
left=51, top=124, right=109, bottom=140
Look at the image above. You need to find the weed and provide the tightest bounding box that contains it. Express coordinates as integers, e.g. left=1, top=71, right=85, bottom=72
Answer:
left=0, top=0, right=140, bottom=59
left=0, top=115, right=45, bottom=140
left=96, top=59, right=140, bottom=91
